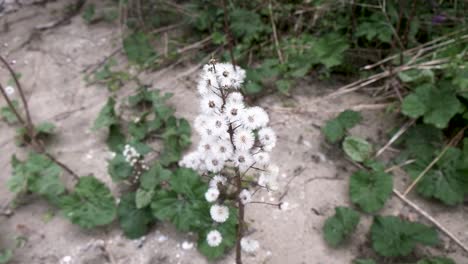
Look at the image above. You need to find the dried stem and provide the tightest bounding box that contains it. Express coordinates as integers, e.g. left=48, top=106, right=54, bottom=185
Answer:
left=268, top=0, right=284, bottom=64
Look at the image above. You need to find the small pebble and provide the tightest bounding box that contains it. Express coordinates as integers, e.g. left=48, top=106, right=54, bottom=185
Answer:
left=181, top=241, right=194, bottom=250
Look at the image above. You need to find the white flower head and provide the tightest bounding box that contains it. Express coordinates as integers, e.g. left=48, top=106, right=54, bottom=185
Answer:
left=208, top=115, right=228, bottom=136
left=200, top=94, right=222, bottom=115
left=253, top=151, right=270, bottom=166
left=224, top=102, right=245, bottom=123
left=198, top=139, right=215, bottom=155
left=241, top=106, right=269, bottom=130
left=241, top=237, right=259, bottom=253
left=123, top=144, right=140, bottom=164
left=179, top=151, right=201, bottom=170
left=210, top=204, right=229, bottom=223
left=233, top=151, right=254, bottom=172
left=209, top=175, right=227, bottom=188
left=215, top=63, right=246, bottom=89
left=258, top=164, right=279, bottom=190
left=233, top=128, right=255, bottom=151
left=198, top=69, right=219, bottom=96
left=206, top=230, right=223, bottom=247
left=205, top=188, right=220, bottom=203
left=227, top=92, right=244, bottom=104
left=194, top=115, right=210, bottom=134
left=205, top=155, right=225, bottom=173
left=212, top=140, right=233, bottom=161
left=258, top=127, right=277, bottom=152
left=239, top=189, right=252, bottom=205
left=5, top=86, right=15, bottom=95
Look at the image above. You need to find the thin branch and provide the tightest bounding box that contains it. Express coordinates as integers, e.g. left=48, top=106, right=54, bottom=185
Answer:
left=0, top=83, right=26, bottom=125
left=375, top=119, right=415, bottom=157
left=247, top=201, right=281, bottom=208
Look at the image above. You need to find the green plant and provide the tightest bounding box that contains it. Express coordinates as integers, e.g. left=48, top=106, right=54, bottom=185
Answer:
left=323, top=206, right=360, bottom=247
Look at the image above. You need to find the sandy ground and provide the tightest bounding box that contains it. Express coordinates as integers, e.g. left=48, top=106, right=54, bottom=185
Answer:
left=1, top=1, right=467, bottom=264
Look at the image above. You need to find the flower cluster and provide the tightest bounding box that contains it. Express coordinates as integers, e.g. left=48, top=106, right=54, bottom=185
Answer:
left=180, top=61, right=278, bottom=252
left=123, top=144, right=148, bottom=182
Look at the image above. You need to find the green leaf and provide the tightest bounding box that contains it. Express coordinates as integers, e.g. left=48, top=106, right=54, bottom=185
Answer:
left=60, top=176, right=116, bottom=228
left=0, top=249, right=12, bottom=264
left=353, top=260, right=376, bottom=264
left=343, top=136, right=373, bottom=162
left=276, top=79, right=292, bottom=95
left=118, top=192, right=154, bottom=239
left=402, top=93, right=427, bottom=118
left=123, top=32, right=156, bottom=65
left=93, top=98, right=118, bottom=130
left=106, top=124, right=125, bottom=152
left=322, top=110, right=362, bottom=143
left=312, top=33, right=349, bottom=69
left=28, top=168, right=65, bottom=200
left=82, top=4, right=95, bottom=23
left=406, top=147, right=468, bottom=205
left=323, top=119, right=344, bottom=143
left=150, top=190, right=209, bottom=232
left=1, top=100, right=20, bottom=124
left=169, top=168, right=206, bottom=199
left=399, top=124, right=443, bottom=163
left=108, top=154, right=133, bottom=182
left=36, top=122, right=55, bottom=135
left=349, top=169, right=393, bottom=213
left=135, top=188, right=155, bottom=209
left=139, top=163, right=172, bottom=190
left=371, top=215, right=439, bottom=257
left=416, top=257, right=456, bottom=264
left=323, top=206, right=360, bottom=247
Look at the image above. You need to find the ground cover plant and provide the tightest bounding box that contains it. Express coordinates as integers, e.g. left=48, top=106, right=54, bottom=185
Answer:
left=1, top=0, right=468, bottom=263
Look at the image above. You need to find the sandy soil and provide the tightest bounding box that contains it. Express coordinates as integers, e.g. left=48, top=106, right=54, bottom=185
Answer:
left=1, top=1, right=467, bottom=264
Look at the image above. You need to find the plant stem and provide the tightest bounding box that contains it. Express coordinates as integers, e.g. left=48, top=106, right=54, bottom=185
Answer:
left=235, top=168, right=244, bottom=264
left=0, top=83, right=27, bottom=125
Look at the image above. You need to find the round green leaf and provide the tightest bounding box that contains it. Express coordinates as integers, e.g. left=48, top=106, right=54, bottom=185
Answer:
left=343, top=136, right=373, bottom=162
left=349, top=169, right=393, bottom=213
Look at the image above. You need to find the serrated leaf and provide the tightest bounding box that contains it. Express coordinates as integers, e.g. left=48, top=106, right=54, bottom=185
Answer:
left=371, top=215, right=439, bottom=257
left=338, top=110, right=362, bottom=129
left=399, top=124, right=443, bottom=163
left=108, top=154, right=133, bottom=182
left=93, top=98, right=118, bottom=130
left=1, top=100, right=20, bottom=124
left=169, top=168, right=206, bottom=199
left=349, top=169, right=393, bottom=213
left=343, top=136, right=373, bottom=162
left=323, top=206, right=360, bottom=247
left=123, top=32, right=156, bottom=65
left=406, top=147, right=468, bottom=205
left=416, top=257, right=456, bottom=264
left=60, top=176, right=116, bottom=228
left=139, top=163, right=172, bottom=190
left=135, top=188, right=154, bottom=209
left=118, top=192, right=154, bottom=239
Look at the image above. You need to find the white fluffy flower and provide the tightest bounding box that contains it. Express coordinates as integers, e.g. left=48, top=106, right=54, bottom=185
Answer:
left=206, top=230, right=223, bottom=247
left=241, top=106, right=269, bottom=130
left=198, top=139, right=215, bottom=155
left=258, top=127, right=277, bottom=151
left=224, top=102, right=245, bottom=123
left=258, top=164, right=279, bottom=190
left=212, top=140, right=233, bottom=161
left=205, top=188, right=220, bottom=203
left=253, top=151, right=270, bottom=166
left=239, top=189, right=252, bottom=204
left=241, top=237, right=259, bottom=253
left=179, top=151, right=201, bottom=170
left=200, top=94, right=222, bottom=115
left=210, top=204, right=229, bottom=223
left=233, top=151, right=254, bottom=171
left=209, top=175, right=227, bottom=188
left=215, top=63, right=246, bottom=89
left=208, top=115, right=228, bottom=136
left=194, top=115, right=210, bottom=134
left=198, top=70, right=219, bottom=96
left=227, top=92, right=244, bottom=104
left=5, top=86, right=15, bottom=95
left=123, top=144, right=140, bottom=165
left=233, top=128, right=255, bottom=151
left=205, top=155, right=225, bottom=173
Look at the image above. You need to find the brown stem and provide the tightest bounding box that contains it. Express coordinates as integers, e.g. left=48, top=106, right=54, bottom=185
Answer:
left=0, top=55, right=34, bottom=133
left=235, top=168, right=244, bottom=264
left=221, top=0, right=237, bottom=68
left=0, top=83, right=26, bottom=125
